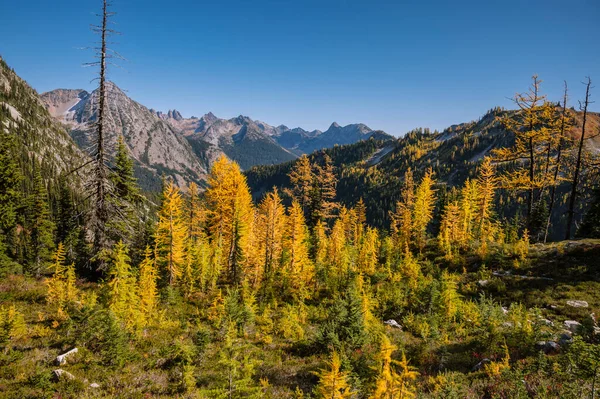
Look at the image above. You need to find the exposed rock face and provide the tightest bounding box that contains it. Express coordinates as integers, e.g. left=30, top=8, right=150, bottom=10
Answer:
left=41, top=83, right=206, bottom=190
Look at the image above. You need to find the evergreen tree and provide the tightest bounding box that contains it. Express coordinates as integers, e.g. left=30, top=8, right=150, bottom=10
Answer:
left=110, top=134, right=140, bottom=204
left=25, top=166, right=55, bottom=276
left=0, top=126, right=21, bottom=273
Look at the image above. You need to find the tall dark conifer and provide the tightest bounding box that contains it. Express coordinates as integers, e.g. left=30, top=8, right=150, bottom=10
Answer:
left=25, top=166, right=56, bottom=276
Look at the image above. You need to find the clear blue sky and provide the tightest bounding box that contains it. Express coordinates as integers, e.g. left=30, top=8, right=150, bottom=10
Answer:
left=1, top=0, right=598, bottom=135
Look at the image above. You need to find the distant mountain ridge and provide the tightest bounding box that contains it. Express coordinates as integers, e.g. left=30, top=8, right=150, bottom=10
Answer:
left=41, top=82, right=394, bottom=187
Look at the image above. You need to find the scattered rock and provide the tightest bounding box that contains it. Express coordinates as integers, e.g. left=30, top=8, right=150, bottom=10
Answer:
left=90, top=383, right=100, bottom=388
left=535, top=341, right=560, bottom=354
left=52, top=369, right=75, bottom=381
left=477, top=280, right=489, bottom=287
left=384, top=319, right=402, bottom=329
left=550, top=304, right=558, bottom=309
left=501, top=307, right=509, bottom=315
left=564, top=320, right=582, bottom=333
left=56, top=348, right=78, bottom=365
left=559, top=334, right=573, bottom=346
left=538, top=318, right=554, bottom=327
left=566, top=300, right=589, bottom=308
left=544, top=341, right=561, bottom=354
left=472, top=358, right=491, bottom=372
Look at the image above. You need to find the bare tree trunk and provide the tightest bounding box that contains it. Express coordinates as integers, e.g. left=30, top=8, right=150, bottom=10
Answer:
left=92, top=0, right=110, bottom=269
left=565, top=77, right=592, bottom=240
left=544, top=82, right=569, bottom=243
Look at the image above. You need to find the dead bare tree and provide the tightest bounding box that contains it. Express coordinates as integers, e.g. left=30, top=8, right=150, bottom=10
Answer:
left=565, top=77, right=594, bottom=240
left=543, top=82, right=570, bottom=243
left=84, top=0, right=124, bottom=270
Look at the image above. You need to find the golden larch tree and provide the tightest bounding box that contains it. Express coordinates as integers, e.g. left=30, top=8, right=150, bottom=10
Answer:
left=412, top=170, right=436, bottom=252
left=138, top=246, right=158, bottom=324
left=314, top=352, right=353, bottom=399
left=257, top=189, right=285, bottom=288
left=282, top=200, right=313, bottom=299
left=205, top=155, right=254, bottom=285
left=155, top=181, right=188, bottom=285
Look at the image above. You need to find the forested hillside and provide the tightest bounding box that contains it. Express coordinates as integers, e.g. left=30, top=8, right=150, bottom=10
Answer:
left=247, top=103, right=600, bottom=241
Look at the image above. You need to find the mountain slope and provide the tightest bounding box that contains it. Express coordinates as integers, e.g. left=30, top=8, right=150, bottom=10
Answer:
left=246, top=107, right=600, bottom=235
left=0, top=57, right=88, bottom=187
left=41, top=85, right=207, bottom=191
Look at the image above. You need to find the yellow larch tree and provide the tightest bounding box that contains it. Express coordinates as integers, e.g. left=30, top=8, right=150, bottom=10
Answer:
left=328, top=219, right=349, bottom=279
left=475, top=157, right=498, bottom=254
left=358, top=227, right=379, bottom=274
left=46, top=243, right=79, bottom=319
left=314, top=352, right=353, bottom=399
left=311, top=154, right=338, bottom=226
left=205, top=155, right=255, bottom=285
left=438, top=200, right=461, bottom=258
left=257, top=189, right=285, bottom=293
left=412, top=169, right=436, bottom=252
left=354, top=198, right=367, bottom=243
left=459, top=179, right=479, bottom=248
left=282, top=200, right=313, bottom=300
left=107, top=241, right=140, bottom=331
left=492, top=75, right=560, bottom=230
left=288, top=154, right=314, bottom=215
left=138, top=246, right=158, bottom=325
left=390, top=169, right=415, bottom=251
left=370, top=334, right=419, bottom=399
left=155, top=180, right=187, bottom=286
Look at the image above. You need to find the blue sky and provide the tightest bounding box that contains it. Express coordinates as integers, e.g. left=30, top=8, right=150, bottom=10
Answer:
left=1, top=0, right=598, bottom=135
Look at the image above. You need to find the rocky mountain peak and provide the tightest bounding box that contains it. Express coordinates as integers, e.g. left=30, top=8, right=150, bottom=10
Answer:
left=167, top=109, right=183, bottom=121
left=329, top=122, right=341, bottom=129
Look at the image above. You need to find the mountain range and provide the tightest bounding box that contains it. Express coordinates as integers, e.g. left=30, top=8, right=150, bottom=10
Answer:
left=40, top=83, right=392, bottom=190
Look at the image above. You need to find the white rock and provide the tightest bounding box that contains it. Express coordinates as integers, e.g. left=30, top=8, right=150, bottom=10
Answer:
left=56, top=347, right=78, bottom=365
left=384, top=319, right=402, bottom=329
left=538, top=318, right=554, bottom=326
left=53, top=369, right=75, bottom=381
left=564, top=320, right=582, bottom=332
left=566, top=300, right=589, bottom=308
left=90, top=383, right=100, bottom=388
left=477, top=280, right=489, bottom=287
left=501, top=307, right=509, bottom=315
